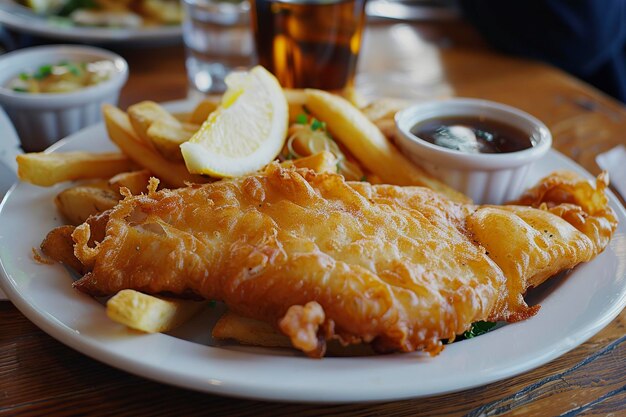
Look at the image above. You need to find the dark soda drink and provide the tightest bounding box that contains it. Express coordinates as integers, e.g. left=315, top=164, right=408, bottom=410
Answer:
left=250, top=0, right=366, bottom=90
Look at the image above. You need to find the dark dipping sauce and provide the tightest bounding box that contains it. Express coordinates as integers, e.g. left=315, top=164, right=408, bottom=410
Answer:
left=410, top=116, right=536, bottom=154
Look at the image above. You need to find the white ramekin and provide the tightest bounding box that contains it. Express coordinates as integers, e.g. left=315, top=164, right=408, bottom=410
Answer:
left=395, top=98, right=552, bottom=204
left=0, top=45, right=128, bottom=152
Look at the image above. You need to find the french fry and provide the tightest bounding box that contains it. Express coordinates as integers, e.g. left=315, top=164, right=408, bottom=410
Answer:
left=147, top=120, right=197, bottom=161
left=373, top=119, right=397, bottom=143
left=109, top=170, right=152, bottom=195
left=40, top=225, right=84, bottom=274
left=172, top=112, right=191, bottom=123
left=103, top=105, right=210, bottom=188
left=17, top=152, right=135, bottom=187
left=182, top=121, right=201, bottom=131
left=127, top=101, right=201, bottom=161
left=213, top=311, right=375, bottom=356
left=361, top=97, right=411, bottom=124
left=188, top=99, right=219, bottom=124
left=213, top=311, right=292, bottom=347
left=106, top=289, right=207, bottom=333
left=360, top=98, right=411, bottom=142
left=284, top=88, right=308, bottom=123
left=304, top=89, right=470, bottom=203
left=127, top=101, right=181, bottom=145
left=289, top=151, right=338, bottom=174
left=55, top=185, right=120, bottom=225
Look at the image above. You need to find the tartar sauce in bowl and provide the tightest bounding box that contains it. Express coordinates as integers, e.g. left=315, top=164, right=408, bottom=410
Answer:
left=6, top=60, right=117, bottom=94
left=0, top=45, right=128, bottom=151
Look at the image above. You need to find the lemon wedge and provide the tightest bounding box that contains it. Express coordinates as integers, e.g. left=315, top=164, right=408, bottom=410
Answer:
left=181, top=66, right=288, bottom=177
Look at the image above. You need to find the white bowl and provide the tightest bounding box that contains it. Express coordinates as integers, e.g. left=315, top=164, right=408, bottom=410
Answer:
left=395, top=98, right=552, bottom=204
left=0, top=45, right=128, bottom=152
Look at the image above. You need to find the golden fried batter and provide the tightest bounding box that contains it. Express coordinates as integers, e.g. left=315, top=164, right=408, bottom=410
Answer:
left=481, top=171, right=617, bottom=321
left=69, top=165, right=616, bottom=357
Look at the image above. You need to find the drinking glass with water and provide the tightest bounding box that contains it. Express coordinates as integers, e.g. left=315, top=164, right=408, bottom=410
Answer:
left=182, top=0, right=254, bottom=95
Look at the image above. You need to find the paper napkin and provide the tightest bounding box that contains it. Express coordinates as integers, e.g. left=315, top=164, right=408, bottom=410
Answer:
left=596, top=145, right=626, bottom=200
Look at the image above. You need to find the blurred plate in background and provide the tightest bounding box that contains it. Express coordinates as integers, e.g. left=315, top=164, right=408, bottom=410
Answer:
left=0, top=0, right=181, bottom=43
left=0, top=0, right=457, bottom=44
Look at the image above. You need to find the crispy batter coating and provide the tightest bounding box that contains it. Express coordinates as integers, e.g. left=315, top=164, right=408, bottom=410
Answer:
left=69, top=164, right=616, bottom=357
left=481, top=170, right=617, bottom=321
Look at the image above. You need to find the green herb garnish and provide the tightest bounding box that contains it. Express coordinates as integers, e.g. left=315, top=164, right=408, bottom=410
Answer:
left=33, top=65, right=53, bottom=80
left=295, top=113, right=308, bottom=125
left=12, top=87, right=28, bottom=93
left=58, top=0, right=97, bottom=17
left=66, top=63, right=82, bottom=76
left=311, top=119, right=325, bottom=131
left=57, top=61, right=82, bottom=76
left=463, top=321, right=497, bottom=339
left=19, top=72, right=29, bottom=81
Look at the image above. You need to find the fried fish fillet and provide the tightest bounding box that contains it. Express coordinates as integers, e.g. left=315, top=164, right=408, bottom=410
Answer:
left=67, top=164, right=616, bottom=357
left=484, top=171, right=617, bottom=321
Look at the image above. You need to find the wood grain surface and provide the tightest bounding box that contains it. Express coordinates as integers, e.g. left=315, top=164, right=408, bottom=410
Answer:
left=1, top=20, right=625, bottom=416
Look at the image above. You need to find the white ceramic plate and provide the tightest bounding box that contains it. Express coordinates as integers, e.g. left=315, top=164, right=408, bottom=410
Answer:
left=0, top=106, right=20, bottom=300
left=0, top=101, right=625, bottom=402
left=0, top=0, right=181, bottom=43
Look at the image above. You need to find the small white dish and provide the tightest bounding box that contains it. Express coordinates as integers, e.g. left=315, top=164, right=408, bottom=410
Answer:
left=395, top=98, right=552, bottom=204
left=0, top=45, right=128, bottom=152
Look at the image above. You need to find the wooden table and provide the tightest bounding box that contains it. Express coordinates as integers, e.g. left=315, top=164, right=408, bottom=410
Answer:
left=1, top=20, right=625, bottom=416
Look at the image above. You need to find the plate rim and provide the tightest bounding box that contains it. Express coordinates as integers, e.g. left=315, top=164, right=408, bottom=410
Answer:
left=0, top=106, right=19, bottom=300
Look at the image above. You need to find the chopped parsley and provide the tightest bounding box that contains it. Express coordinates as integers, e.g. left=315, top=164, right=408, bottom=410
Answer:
left=33, top=64, right=53, bottom=80
left=295, top=113, right=308, bottom=125
left=7, top=60, right=114, bottom=93
left=310, top=118, right=325, bottom=131
left=65, top=63, right=82, bottom=76
left=463, top=321, right=497, bottom=339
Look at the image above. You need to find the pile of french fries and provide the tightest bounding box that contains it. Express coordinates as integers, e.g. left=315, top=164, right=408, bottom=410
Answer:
left=18, top=90, right=460, bottom=355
